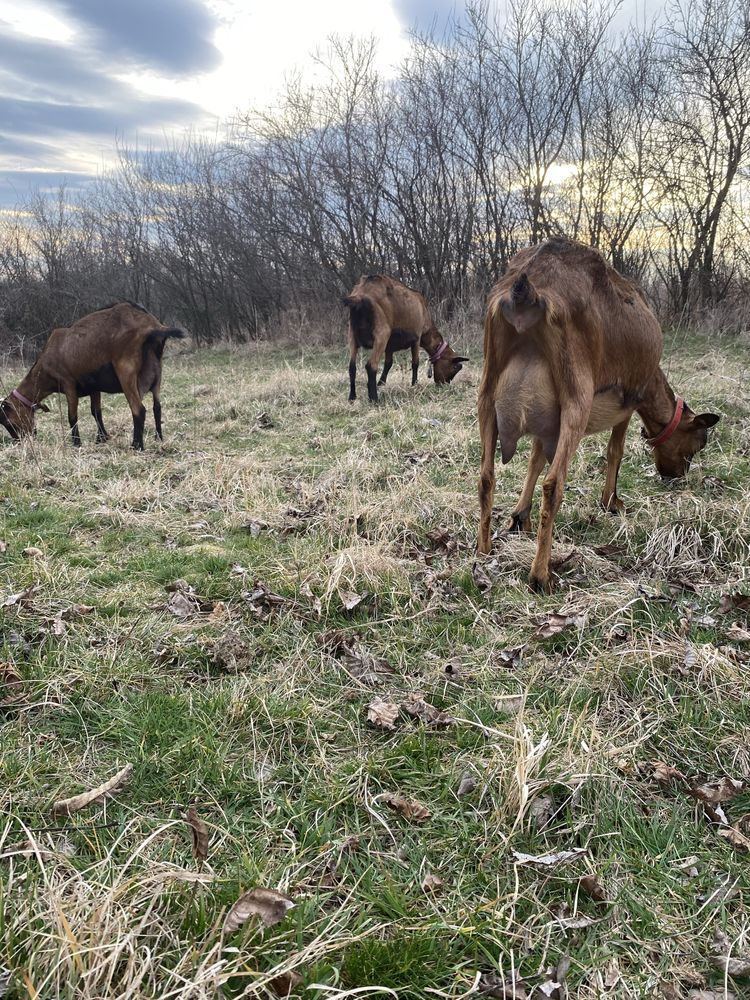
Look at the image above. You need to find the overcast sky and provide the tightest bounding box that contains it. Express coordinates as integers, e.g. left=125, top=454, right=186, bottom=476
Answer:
left=0, top=0, right=664, bottom=211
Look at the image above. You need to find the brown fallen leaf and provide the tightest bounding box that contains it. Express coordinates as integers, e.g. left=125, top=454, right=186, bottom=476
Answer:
left=60, top=604, right=95, bottom=620
left=52, top=762, right=133, bottom=816
left=339, top=589, right=369, bottom=612
left=186, top=804, right=209, bottom=864
left=528, top=794, right=555, bottom=830
left=718, top=825, right=750, bottom=852
left=2, top=584, right=39, bottom=608
left=690, top=777, right=745, bottom=805
left=687, top=992, right=737, bottom=1000
left=243, top=581, right=290, bottom=615
left=532, top=955, right=570, bottom=999
left=299, top=580, right=322, bottom=616
left=457, top=772, right=477, bottom=798
left=382, top=792, right=431, bottom=823
left=579, top=873, right=608, bottom=904
left=478, top=971, right=528, bottom=998
left=472, top=560, right=493, bottom=594
left=421, top=872, right=443, bottom=893
left=222, top=887, right=294, bottom=936
left=339, top=643, right=393, bottom=685
left=167, top=590, right=201, bottom=618
left=426, top=527, right=457, bottom=554
left=726, top=623, right=750, bottom=642
left=648, top=760, right=689, bottom=787
left=401, top=693, right=454, bottom=727
left=533, top=611, right=585, bottom=640
left=241, top=518, right=268, bottom=538
left=367, top=696, right=400, bottom=730
left=0, top=663, right=24, bottom=706
left=717, top=593, right=750, bottom=615
left=512, top=848, right=587, bottom=867
left=22, top=547, right=44, bottom=559
left=268, top=970, right=303, bottom=997
left=496, top=695, right=524, bottom=715
left=710, top=927, right=750, bottom=978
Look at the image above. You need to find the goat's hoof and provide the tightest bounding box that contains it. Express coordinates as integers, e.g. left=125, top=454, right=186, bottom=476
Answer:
left=528, top=572, right=554, bottom=595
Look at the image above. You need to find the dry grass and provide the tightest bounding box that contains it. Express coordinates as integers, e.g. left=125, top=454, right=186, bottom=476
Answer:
left=0, top=333, right=749, bottom=999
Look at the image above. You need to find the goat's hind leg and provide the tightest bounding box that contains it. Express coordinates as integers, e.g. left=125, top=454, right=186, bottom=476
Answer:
left=510, top=438, right=546, bottom=533
left=529, top=397, right=591, bottom=594
left=90, top=391, right=109, bottom=443
left=63, top=384, right=81, bottom=447
left=152, top=379, right=163, bottom=440
left=411, top=342, right=419, bottom=386
left=365, top=327, right=390, bottom=404
left=348, top=333, right=358, bottom=402
left=113, top=362, right=147, bottom=450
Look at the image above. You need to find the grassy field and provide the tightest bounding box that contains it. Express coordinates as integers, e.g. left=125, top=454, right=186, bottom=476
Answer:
left=0, top=328, right=749, bottom=999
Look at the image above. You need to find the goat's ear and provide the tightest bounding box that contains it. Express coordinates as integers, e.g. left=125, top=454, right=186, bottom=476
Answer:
left=693, top=412, right=720, bottom=428
left=37, top=403, right=50, bottom=413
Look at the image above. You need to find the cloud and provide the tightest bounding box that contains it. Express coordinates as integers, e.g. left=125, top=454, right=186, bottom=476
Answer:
left=391, top=0, right=468, bottom=33
left=46, top=0, right=222, bottom=76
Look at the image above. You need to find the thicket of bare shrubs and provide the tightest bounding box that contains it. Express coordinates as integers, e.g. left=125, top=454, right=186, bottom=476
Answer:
left=1, top=0, right=750, bottom=352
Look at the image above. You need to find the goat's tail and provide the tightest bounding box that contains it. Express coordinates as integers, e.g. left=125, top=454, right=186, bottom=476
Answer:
left=343, top=296, right=374, bottom=347
left=479, top=291, right=506, bottom=396
left=146, top=327, right=186, bottom=359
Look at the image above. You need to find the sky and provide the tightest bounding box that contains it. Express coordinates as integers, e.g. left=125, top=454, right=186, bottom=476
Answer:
left=0, top=0, right=664, bottom=211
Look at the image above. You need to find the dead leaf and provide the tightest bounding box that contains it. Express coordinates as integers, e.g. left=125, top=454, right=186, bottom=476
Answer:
left=528, top=794, right=555, bottom=830
left=718, top=593, right=750, bottom=615
left=60, top=604, right=95, bottom=620
left=253, top=411, right=275, bottom=430
left=268, top=970, right=303, bottom=997
left=186, top=804, right=209, bottom=863
left=382, top=793, right=431, bottom=823
left=222, top=887, right=294, bottom=936
left=533, top=611, right=585, bottom=640
left=0, top=663, right=24, bottom=706
left=496, top=695, right=523, bottom=715
left=426, top=527, right=457, bottom=554
left=2, top=584, right=39, bottom=608
left=532, top=955, right=570, bottom=999
left=339, top=589, right=369, bottom=612
left=241, top=519, right=268, bottom=538
left=167, top=590, right=201, bottom=618
left=472, top=561, right=493, bottom=594
left=718, top=825, right=750, bottom=852
left=603, top=959, right=620, bottom=989
left=401, top=693, right=454, bottom=727
left=579, top=874, right=608, bottom=904
left=52, top=763, right=133, bottom=816
left=339, top=643, right=393, bottom=685
left=687, top=992, right=737, bottom=1000
left=497, top=647, right=524, bottom=668
left=726, top=623, right=750, bottom=642
left=243, top=581, right=289, bottom=615
left=512, top=848, right=587, bottom=867
left=690, top=777, right=745, bottom=804
left=22, top=547, right=43, bottom=559
left=367, top=696, right=400, bottom=730
left=299, top=580, right=322, bottom=617
left=457, top=772, right=477, bottom=798
left=648, top=760, right=689, bottom=787
left=421, top=872, right=443, bottom=893
left=710, top=955, right=750, bottom=978
left=478, top=971, right=528, bottom=998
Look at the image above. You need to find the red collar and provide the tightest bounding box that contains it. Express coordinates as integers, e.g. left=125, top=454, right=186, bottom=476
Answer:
left=647, top=397, right=684, bottom=447
left=12, top=388, right=36, bottom=410
left=429, top=340, right=448, bottom=364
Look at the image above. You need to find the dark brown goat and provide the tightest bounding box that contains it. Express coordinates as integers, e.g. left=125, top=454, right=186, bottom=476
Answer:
left=0, top=302, right=185, bottom=449
left=344, top=275, right=468, bottom=402
left=477, top=238, right=720, bottom=593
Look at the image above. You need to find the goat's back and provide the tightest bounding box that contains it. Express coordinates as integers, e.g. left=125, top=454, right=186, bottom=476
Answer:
left=345, top=275, right=433, bottom=336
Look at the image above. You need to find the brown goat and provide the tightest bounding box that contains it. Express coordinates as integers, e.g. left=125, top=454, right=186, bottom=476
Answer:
left=477, top=238, right=720, bottom=593
left=344, top=274, right=468, bottom=402
left=0, top=302, right=185, bottom=450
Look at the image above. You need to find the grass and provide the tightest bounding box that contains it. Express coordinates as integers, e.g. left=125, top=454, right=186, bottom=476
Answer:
left=0, top=330, right=749, bottom=999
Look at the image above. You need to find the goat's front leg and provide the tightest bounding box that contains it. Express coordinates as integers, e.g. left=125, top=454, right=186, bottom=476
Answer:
left=63, top=384, right=81, bottom=446
left=348, top=332, right=358, bottom=402
left=411, top=342, right=419, bottom=386
left=510, top=438, right=546, bottom=533
left=529, top=398, right=591, bottom=593
left=365, top=327, right=390, bottom=403
left=90, top=391, right=109, bottom=443
left=600, top=416, right=631, bottom=513
left=378, top=350, right=394, bottom=386
left=477, top=393, right=499, bottom=554
left=152, top=380, right=163, bottom=439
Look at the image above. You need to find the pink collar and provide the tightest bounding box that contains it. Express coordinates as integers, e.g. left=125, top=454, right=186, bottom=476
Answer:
left=429, top=340, right=448, bottom=364
left=647, top=397, right=684, bottom=447
left=12, top=388, right=37, bottom=410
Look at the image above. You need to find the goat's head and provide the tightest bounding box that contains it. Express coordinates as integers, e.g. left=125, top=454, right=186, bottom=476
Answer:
left=646, top=402, right=720, bottom=479
left=0, top=393, right=48, bottom=440
left=432, top=343, right=469, bottom=384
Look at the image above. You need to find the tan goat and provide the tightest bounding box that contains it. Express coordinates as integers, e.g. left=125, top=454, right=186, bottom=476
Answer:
left=343, top=274, right=468, bottom=402
left=477, top=238, right=719, bottom=592
left=0, top=302, right=185, bottom=449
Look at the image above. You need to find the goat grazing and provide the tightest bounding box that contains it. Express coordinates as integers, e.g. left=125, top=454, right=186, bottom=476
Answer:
left=344, top=275, right=468, bottom=403
left=0, top=302, right=185, bottom=449
left=477, top=238, right=719, bottom=593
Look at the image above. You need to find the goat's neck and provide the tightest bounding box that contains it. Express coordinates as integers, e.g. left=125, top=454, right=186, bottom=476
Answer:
left=421, top=328, right=443, bottom=354
left=16, top=364, right=54, bottom=404
left=636, top=367, right=679, bottom=438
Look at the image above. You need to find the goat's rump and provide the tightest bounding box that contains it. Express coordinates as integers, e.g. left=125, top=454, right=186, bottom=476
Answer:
left=344, top=297, right=376, bottom=349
